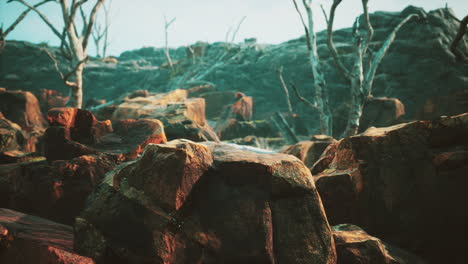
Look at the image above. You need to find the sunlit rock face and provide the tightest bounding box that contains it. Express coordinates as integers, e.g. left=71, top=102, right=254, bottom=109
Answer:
left=0, top=208, right=94, bottom=264
left=281, top=135, right=337, bottom=169
left=332, top=224, right=426, bottom=264
left=44, top=107, right=167, bottom=162
left=74, top=140, right=336, bottom=264
left=312, top=113, right=468, bottom=263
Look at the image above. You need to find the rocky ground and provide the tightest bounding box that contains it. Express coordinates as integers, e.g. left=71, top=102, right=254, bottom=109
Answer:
left=0, top=5, right=467, bottom=264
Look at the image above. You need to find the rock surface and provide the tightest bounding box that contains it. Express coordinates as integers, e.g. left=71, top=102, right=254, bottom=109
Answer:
left=0, top=89, right=47, bottom=133
left=312, top=113, right=468, bottom=263
left=358, top=97, right=405, bottom=133
left=0, top=154, right=116, bottom=225
left=75, top=140, right=336, bottom=263
left=333, top=224, right=426, bottom=264
left=0, top=208, right=94, bottom=264
left=281, top=136, right=337, bottom=168
left=44, top=108, right=167, bottom=161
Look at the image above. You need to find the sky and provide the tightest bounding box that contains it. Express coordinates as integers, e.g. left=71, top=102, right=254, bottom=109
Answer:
left=1, top=0, right=467, bottom=56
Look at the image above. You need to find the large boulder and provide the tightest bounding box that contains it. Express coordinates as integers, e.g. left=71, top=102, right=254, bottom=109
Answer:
left=0, top=155, right=117, bottom=225
left=281, top=135, right=337, bottom=168
left=312, top=113, right=468, bottom=263
left=358, top=97, right=406, bottom=133
left=0, top=89, right=47, bottom=133
left=198, top=90, right=237, bottom=119
left=44, top=108, right=167, bottom=161
left=74, top=140, right=336, bottom=263
left=333, top=224, right=426, bottom=264
left=35, top=88, right=68, bottom=113
left=0, top=208, right=94, bottom=264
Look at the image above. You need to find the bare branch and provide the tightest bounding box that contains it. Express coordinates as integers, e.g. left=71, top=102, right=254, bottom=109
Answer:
left=3, top=0, right=53, bottom=37
left=290, top=83, right=320, bottom=113
left=450, top=15, right=468, bottom=63
left=292, top=0, right=311, bottom=50
left=319, top=4, right=329, bottom=25
left=326, top=0, right=352, bottom=80
left=276, top=66, right=293, bottom=113
left=230, top=16, right=246, bottom=43
left=360, top=0, right=374, bottom=55
left=9, top=0, right=63, bottom=39
left=82, top=0, right=105, bottom=51
left=42, top=47, right=88, bottom=88
left=42, top=48, right=65, bottom=81
left=164, top=15, right=176, bottom=70
left=364, top=14, right=419, bottom=95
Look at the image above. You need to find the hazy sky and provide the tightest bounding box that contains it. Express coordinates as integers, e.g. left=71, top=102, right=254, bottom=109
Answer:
left=1, top=0, right=466, bottom=56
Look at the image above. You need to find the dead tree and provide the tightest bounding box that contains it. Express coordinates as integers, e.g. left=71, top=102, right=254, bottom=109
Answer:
left=164, top=15, right=176, bottom=70
left=9, top=0, right=105, bottom=108
left=276, top=66, right=293, bottom=114
left=92, top=0, right=111, bottom=58
left=292, top=0, right=333, bottom=135
left=326, top=0, right=418, bottom=136
left=450, top=15, right=468, bottom=63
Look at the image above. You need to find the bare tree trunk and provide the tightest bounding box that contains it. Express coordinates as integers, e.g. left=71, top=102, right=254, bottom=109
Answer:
left=164, top=16, right=176, bottom=71
left=69, top=62, right=84, bottom=108
left=302, top=0, right=332, bottom=135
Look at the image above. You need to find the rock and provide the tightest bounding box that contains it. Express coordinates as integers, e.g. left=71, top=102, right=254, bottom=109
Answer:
left=0, top=90, right=47, bottom=134
left=128, top=89, right=150, bottom=99
left=0, top=154, right=117, bottom=225
left=186, top=84, right=217, bottom=98
left=36, top=89, right=68, bottom=113
left=0, top=150, right=44, bottom=164
left=0, top=208, right=94, bottom=264
left=281, top=136, right=337, bottom=168
left=333, top=224, right=426, bottom=264
left=218, top=92, right=253, bottom=122
left=0, top=116, right=26, bottom=152
left=216, top=119, right=279, bottom=140
left=44, top=108, right=166, bottom=161
left=312, top=113, right=468, bottom=263
left=416, top=89, right=468, bottom=120
left=359, top=97, right=405, bottom=133
left=226, top=135, right=286, bottom=150
left=111, top=89, right=188, bottom=120
left=198, top=90, right=237, bottom=119
left=75, top=140, right=336, bottom=263
left=84, top=98, right=106, bottom=109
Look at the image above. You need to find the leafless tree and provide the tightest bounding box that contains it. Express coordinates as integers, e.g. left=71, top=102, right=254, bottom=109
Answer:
left=8, top=0, right=106, bottom=108
left=92, top=0, right=111, bottom=58
left=292, top=0, right=333, bottom=135
left=450, top=15, right=468, bottom=63
left=326, top=0, right=418, bottom=136
left=164, top=15, right=176, bottom=70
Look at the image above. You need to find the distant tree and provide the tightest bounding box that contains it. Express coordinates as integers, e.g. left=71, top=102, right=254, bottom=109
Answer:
left=7, top=0, right=106, bottom=108
left=292, top=0, right=332, bottom=135
left=326, top=0, right=418, bottom=136
left=292, top=0, right=417, bottom=137
left=449, top=14, right=468, bottom=63
left=163, top=15, right=176, bottom=70
left=92, top=0, right=111, bottom=58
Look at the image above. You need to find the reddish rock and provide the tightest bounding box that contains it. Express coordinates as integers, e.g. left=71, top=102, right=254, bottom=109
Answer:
left=0, top=154, right=116, bottom=225
left=198, top=90, right=237, bottom=119
left=312, top=113, right=468, bottom=263
left=0, top=90, right=47, bottom=133
left=359, top=97, right=405, bottom=133
left=36, top=89, right=68, bottom=113
left=44, top=108, right=166, bottom=161
left=281, top=136, right=337, bottom=168
left=333, top=224, right=426, bottom=264
left=0, top=208, right=94, bottom=264
left=218, top=92, right=253, bottom=122
left=187, top=84, right=216, bottom=98
left=75, top=140, right=336, bottom=263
